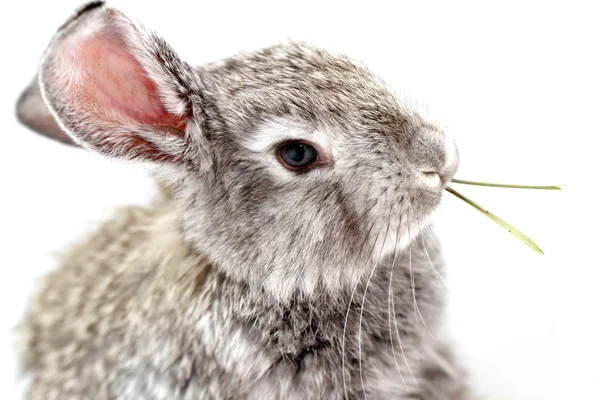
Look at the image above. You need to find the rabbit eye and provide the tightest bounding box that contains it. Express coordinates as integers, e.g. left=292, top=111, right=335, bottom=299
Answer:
left=277, top=141, right=319, bottom=171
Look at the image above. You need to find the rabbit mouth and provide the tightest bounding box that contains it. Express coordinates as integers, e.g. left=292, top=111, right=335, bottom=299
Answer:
left=354, top=185, right=441, bottom=267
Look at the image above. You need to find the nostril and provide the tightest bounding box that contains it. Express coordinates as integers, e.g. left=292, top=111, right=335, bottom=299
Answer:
left=435, top=172, right=448, bottom=185
left=419, top=170, right=447, bottom=186
left=438, top=173, right=449, bottom=185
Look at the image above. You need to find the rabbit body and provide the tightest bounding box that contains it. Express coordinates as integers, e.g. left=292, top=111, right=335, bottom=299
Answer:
left=16, top=2, right=471, bottom=399
left=21, top=188, right=469, bottom=400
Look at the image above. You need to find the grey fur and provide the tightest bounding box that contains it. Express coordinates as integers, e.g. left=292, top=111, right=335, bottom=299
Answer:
left=16, top=2, right=470, bottom=399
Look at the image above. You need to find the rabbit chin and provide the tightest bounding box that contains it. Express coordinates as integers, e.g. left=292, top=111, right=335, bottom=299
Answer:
left=250, top=215, right=436, bottom=301
left=371, top=210, right=437, bottom=264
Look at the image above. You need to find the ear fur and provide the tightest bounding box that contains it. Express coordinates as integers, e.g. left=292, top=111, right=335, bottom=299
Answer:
left=26, top=1, right=207, bottom=165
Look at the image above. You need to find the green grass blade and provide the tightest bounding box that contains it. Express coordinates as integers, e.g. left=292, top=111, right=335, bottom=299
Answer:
left=451, top=179, right=564, bottom=190
left=445, top=186, right=544, bottom=255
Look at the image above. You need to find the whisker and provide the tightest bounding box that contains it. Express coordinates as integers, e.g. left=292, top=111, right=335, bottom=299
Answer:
left=342, top=224, right=380, bottom=400
left=342, top=273, right=363, bottom=400
left=356, top=198, right=380, bottom=222
left=408, top=219, right=435, bottom=340
left=358, top=211, right=392, bottom=399
left=355, top=222, right=376, bottom=263
left=417, top=223, right=447, bottom=292
left=424, top=224, right=444, bottom=255
left=387, top=214, right=410, bottom=393
left=390, top=215, right=417, bottom=386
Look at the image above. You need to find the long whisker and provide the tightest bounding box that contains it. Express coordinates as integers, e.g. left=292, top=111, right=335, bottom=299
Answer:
left=387, top=214, right=410, bottom=393
left=417, top=223, right=447, bottom=292
left=408, top=219, right=435, bottom=339
left=358, top=262, right=379, bottom=399
left=342, top=272, right=363, bottom=400
left=424, top=224, right=443, bottom=255
left=342, top=223, right=379, bottom=400
left=355, top=223, right=377, bottom=261
left=359, top=211, right=392, bottom=399
left=356, top=198, right=380, bottom=221
left=390, top=214, right=418, bottom=386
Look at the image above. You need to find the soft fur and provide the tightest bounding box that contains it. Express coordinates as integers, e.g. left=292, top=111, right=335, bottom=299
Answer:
left=16, top=2, right=469, bottom=399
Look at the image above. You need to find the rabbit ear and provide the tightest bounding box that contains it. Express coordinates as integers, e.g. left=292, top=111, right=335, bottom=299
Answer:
left=32, top=1, right=205, bottom=164
left=16, top=77, right=78, bottom=146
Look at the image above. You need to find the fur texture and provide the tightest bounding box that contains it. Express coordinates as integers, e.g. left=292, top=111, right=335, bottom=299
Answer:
left=21, top=189, right=469, bottom=399
left=17, top=2, right=469, bottom=399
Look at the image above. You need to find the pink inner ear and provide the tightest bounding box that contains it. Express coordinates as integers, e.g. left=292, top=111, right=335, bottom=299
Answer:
left=74, top=30, right=186, bottom=131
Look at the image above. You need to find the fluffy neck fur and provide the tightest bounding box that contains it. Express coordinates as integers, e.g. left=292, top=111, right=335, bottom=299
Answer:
left=133, top=184, right=451, bottom=396
left=22, top=182, right=468, bottom=399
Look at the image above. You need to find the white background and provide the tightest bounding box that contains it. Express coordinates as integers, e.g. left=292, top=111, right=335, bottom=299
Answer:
left=0, top=1, right=597, bottom=399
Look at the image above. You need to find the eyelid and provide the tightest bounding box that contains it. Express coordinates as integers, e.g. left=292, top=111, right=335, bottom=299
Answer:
left=274, top=139, right=335, bottom=172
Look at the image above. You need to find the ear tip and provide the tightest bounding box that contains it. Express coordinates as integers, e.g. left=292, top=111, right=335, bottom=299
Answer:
left=15, top=77, right=79, bottom=147
left=57, top=1, right=109, bottom=33
left=76, top=0, right=107, bottom=13
left=70, top=1, right=107, bottom=19
left=40, top=1, right=113, bottom=87
left=15, top=78, right=39, bottom=124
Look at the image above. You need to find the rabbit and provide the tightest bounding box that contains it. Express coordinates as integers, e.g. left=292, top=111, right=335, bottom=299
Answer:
left=15, top=1, right=471, bottom=399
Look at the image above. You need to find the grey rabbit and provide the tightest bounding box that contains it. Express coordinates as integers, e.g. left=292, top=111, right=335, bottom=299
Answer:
left=15, top=2, right=473, bottom=399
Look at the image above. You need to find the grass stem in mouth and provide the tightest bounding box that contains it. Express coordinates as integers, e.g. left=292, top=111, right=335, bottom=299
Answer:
left=444, top=186, right=544, bottom=255
left=451, top=179, right=564, bottom=190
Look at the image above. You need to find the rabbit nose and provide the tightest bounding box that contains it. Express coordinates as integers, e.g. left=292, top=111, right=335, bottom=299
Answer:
left=419, top=169, right=448, bottom=187
left=418, top=131, right=459, bottom=187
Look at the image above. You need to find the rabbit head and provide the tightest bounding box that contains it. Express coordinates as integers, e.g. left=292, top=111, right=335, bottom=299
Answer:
left=17, top=1, right=459, bottom=300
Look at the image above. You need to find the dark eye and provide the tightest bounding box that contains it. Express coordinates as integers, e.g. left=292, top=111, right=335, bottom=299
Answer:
left=277, top=141, right=319, bottom=170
